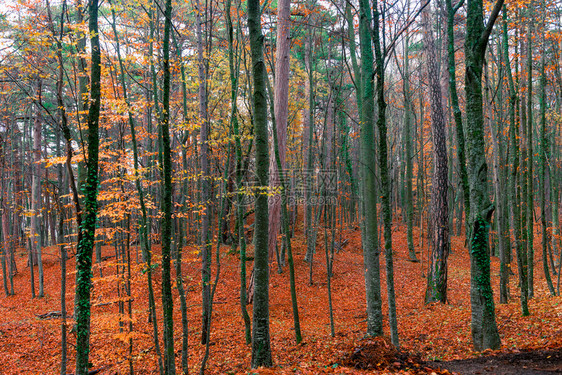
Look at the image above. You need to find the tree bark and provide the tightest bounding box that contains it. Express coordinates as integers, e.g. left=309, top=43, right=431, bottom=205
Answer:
left=248, top=0, right=273, bottom=367
left=503, top=8, right=529, bottom=315
left=268, top=0, right=291, bottom=261
left=424, top=8, right=450, bottom=304
left=196, top=0, right=212, bottom=347
left=160, top=0, right=175, bottom=371
left=74, top=0, right=101, bottom=371
left=446, top=0, right=470, bottom=231
left=358, top=0, right=383, bottom=338
left=372, top=0, right=399, bottom=347
left=464, top=0, right=503, bottom=351
left=31, top=79, right=44, bottom=298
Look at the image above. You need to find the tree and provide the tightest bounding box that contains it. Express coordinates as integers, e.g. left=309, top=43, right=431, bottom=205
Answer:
left=196, top=0, right=212, bottom=347
left=358, top=0, right=383, bottom=338
left=268, top=0, right=290, bottom=261
left=160, top=0, right=175, bottom=370
left=373, top=0, right=399, bottom=347
left=403, top=24, right=418, bottom=263
left=74, top=0, right=101, bottom=372
left=424, top=7, right=450, bottom=304
left=446, top=0, right=470, bottom=233
left=31, top=78, right=44, bottom=298
left=503, top=7, right=529, bottom=315
left=464, top=0, right=504, bottom=351
left=248, top=0, right=273, bottom=367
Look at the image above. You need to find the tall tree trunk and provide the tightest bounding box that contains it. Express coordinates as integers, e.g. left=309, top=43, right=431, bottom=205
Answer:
left=358, top=0, right=383, bottom=338
left=248, top=0, right=273, bottom=367
left=372, top=0, right=399, bottom=347
left=160, top=0, right=175, bottom=371
left=491, top=69, right=510, bottom=304
left=226, top=0, right=252, bottom=344
left=539, top=6, right=555, bottom=295
left=464, top=0, right=503, bottom=351
left=268, top=0, right=291, bottom=261
left=503, top=8, right=529, bottom=315
left=404, top=31, right=418, bottom=263
left=196, top=0, right=212, bottom=346
left=424, top=8, right=450, bottom=304
left=31, top=79, right=44, bottom=297
left=446, top=0, right=470, bottom=230
left=525, top=15, right=534, bottom=298
left=74, top=0, right=101, bottom=371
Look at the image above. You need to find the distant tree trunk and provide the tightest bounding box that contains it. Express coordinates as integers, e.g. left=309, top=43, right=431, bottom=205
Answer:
left=464, top=0, right=503, bottom=351
left=270, top=82, right=302, bottom=344
left=503, top=8, right=529, bottom=315
left=197, top=0, right=212, bottom=347
left=226, top=0, right=251, bottom=344
left=74, top=0, right=101, bottom=371
left=304, top=28, right=316, bottom=264
left=446, top=0, right=470, bottom=230
left=31, top=80, right=44, bottom=297
left=539, top=8, right=555, bottom=295
left=1, top=215, right=7, bottom=297
left=372, top=0, right=399, bottom=348
left=358, top=0, right=383, bottom=338
left=268, top=0, right=291, bottom=261
left=525, top=15, right=534, bottom=299
left=1, top=156, right=11, bottom=296
left=248, top=0, right=273, bottom=367
left=160, top=0, right=175, bottom=371
left=491, top=72, right=510, bottom=304
left=403, top=31, right=418, bottom=263
left=523, top=15, right=535, bottom=298
left=59, top=210, right=67, bottom=375
left=424, top=8, right=450, bottom=304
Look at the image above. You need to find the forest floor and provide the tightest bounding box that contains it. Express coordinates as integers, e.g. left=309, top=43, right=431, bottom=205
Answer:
left=0, top=221, right=561, bottom=374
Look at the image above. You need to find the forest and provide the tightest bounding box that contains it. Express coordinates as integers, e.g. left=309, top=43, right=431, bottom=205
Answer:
left=0, top=0, right=561, bottom=373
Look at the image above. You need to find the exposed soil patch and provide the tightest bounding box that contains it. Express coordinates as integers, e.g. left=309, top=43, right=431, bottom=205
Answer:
left=429, top=348, right=562, bottom=374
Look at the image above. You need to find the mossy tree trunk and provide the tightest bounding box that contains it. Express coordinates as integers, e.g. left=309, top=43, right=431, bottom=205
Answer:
left=358, top=0, right=383, bottom=338
left=372, top=0, right=399, bottom=347
left=248, top=0, right=273, bottom=367
left=74, top=0, right=101, bottom=372
left=160, top=0, right=175, bottom=371
left=464, top=0, right=504, bottom=351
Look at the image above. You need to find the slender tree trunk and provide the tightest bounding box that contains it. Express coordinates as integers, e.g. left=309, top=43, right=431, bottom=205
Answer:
left=268, top=0, right=291, bottom=261
left=31, top=79, right=44, bottom=297
left=372, top=0, right=399, bottom=347
left=196, top=0, right=212, bottom=347
left=74, top=0, right=101, bottom=371
left=226, top=0, right=252, bottom=344
left=526, top=15, right=535, bottom=299
left=160, top=0, right=175, bottom=370
left=248, top=0, right=273, bottom=367
left=539, top=7, right=555, bottom=295
left=358, top=0, right=383, bottom=338
left=446, top=0, right=470, bottom=229
left=503, top=9, right=529, bottom=315
left=424, top=8, right=450, bottom=304
left=59, top=210, right=67, bottom=375
left=404, top=32, right=418, bottom=263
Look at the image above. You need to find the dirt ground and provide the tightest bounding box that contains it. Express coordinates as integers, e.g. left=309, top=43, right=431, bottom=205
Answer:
left=428, top=348, right=562, bottom=374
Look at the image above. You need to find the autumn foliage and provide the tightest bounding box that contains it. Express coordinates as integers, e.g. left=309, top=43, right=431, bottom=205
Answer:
left=0, top=220, right=560, bottom=373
